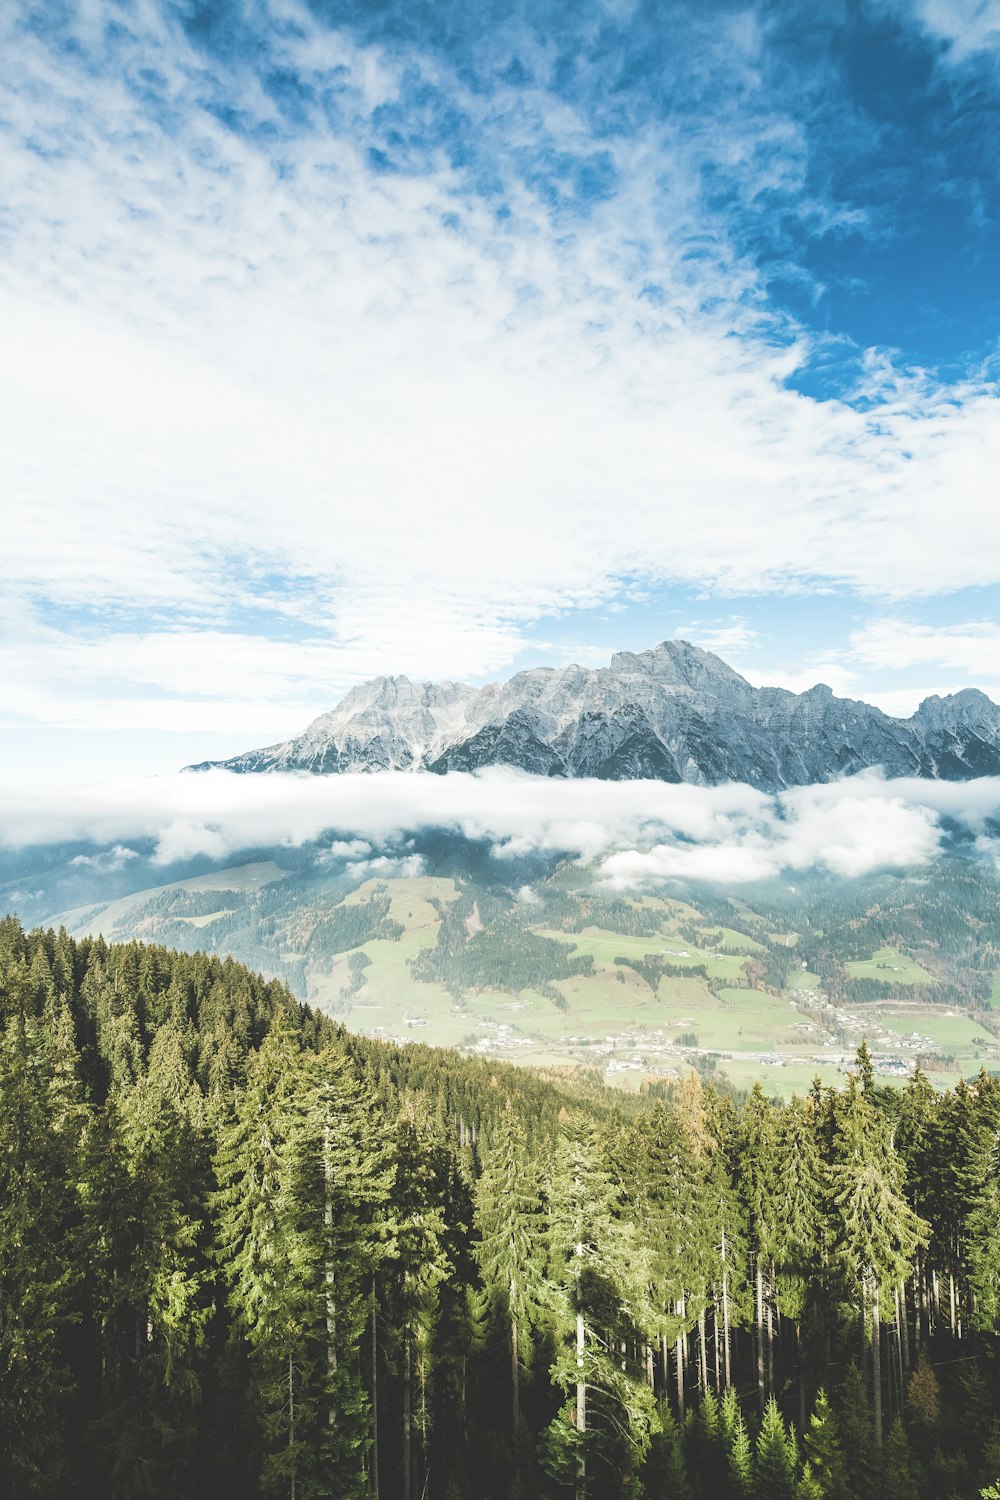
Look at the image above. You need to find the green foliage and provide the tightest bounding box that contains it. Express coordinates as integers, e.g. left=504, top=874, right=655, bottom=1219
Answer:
left=4, top=916, right=1000, bottom=1498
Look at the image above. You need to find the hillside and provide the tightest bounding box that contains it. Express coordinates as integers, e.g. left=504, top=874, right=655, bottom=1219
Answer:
left=4, top=917, right=1000, bottom=1498
left=32, top=845, right=1000, bottom=1098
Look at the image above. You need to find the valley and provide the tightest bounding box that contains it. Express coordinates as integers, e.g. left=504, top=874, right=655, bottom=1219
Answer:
left=38, top=852, right=1000, bottom=1098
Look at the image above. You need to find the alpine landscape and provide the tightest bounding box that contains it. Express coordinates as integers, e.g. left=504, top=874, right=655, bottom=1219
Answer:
left=4, top=4, right=1000, bottom=1500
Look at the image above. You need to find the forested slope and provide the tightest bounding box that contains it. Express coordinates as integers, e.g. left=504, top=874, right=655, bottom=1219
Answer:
left=3, top=916, right=1000, bottom=1499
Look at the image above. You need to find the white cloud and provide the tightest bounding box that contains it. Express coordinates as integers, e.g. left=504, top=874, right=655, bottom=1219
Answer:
left=68, top=843, right=139, bottom=871
left=904, top=0, right=1000, bottom=62
left=2, top=1, right=1000, bottom=752
left=849, top=617, right=1000, bottom=684
left=1, top=766, right=997, bottom=886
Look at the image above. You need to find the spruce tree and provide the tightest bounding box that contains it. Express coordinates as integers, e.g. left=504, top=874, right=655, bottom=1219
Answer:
left=541, top=1115, right=655, bottom=1500
left=830, top=1080, right=927, bottom=1445
left=473, top=1100, right=545, bottom=1434
left=0, top=1005, right=86, bottom=1497
left=754, top=1397, right=797, bottom=1500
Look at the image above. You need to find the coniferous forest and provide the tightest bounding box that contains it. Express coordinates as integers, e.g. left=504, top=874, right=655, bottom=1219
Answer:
left=5, top=916, right=1000, bottom=1500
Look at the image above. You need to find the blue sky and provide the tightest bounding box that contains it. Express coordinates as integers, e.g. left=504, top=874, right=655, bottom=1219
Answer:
left=2, top=0, right=1000, bottom=781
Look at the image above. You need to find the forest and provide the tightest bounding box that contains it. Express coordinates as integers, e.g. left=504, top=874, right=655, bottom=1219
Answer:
left=3, top=914, right=1000, bottom=1500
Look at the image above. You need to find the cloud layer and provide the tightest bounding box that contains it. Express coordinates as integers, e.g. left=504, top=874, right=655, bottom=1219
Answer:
left=2, top=768, right=999, bottom=887
left=2, top=0, right=1000, bottom=770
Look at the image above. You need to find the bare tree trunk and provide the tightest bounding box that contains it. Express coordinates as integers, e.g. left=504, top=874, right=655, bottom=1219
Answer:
left=676, top=1295, right=686, bottom=1419
left=895, top=1283, right=907, bottom=1384
left=403, top=1333, right=412, bottom=1500
left=645, top=1343, right=655, bottom=1392
left=713, top=1301, right=721, bottom=1392
left=324, top=1126, right=337, bottom=1430
left=371, top=1278, right=380, bottom=1500
left=796, top=1324, right=805, bottom=1429
left=932, top=1268, right=941, bottom=1336
left=872, top=1279, right=883, bottom=1448
left=288, top=1352, right=297, bottom=1500
left=914, top=1265, right=923, bottom=1355
left=698, top=1309, right=708, bottom=1394
left=419, top=1354, right=429, bottom=1496
left=722, top=1249, right=732, bottom=1391
left=511, top=1308, right=520, bottom=1434
left=756, top=1262, right=765, bottom=1414
left=576, top=1299, right=586, bottom=1500
left=949, top=1271, right=957, bottom=1340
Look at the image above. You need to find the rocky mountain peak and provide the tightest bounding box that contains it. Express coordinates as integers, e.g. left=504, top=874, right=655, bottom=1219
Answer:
left=187, top=640, right=1000, bottom=789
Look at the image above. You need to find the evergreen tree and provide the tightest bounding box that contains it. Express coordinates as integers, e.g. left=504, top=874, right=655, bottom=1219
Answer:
left=800, top=1388, right=848, bottom=1500
left=830, top=1081, right=928, bottom=1445
left=473, top=1100, right=545, bottom=1434
left=541, top=1116, right=656, bottom=1500
left=754, top=1397, right=797, bottom=1500
left=0, top=1006, right=86, bottom=1497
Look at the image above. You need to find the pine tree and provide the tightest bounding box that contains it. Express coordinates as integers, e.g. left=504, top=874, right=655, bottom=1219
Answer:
left=473, top=1100, right=545, bottom=1434
left=723, top=1392, right=754, bottom=1500
left=213, top=1014, right=319, bottom=1497
left=754, top=1397, right=797, bottom=1500
left=880, top=1416, right=921, bottom=1500
left=0, top=1005, right=86, bottom=1497
left=739, top=1085, right=779, bottom=1412
left=800, top=1388, right=848, bottom=1500
left=381, top=1096, right=451, bottom=1500
left=965, top=1126, right=1000, bottom=1330
left=541, top=1115, right=656, bottom=1500
left=830, top=1081, right=928, bottom=1445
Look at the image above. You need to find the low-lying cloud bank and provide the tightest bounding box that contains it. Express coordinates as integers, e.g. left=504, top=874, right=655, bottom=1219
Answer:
left=2, top=769, right=1000, bottom=888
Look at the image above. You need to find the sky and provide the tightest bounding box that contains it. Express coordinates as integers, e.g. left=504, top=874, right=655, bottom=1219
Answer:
left=2, top=0, right=1000, bottom=784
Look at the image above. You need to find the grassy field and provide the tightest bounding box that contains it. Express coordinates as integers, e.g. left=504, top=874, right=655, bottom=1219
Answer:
left=991, top=972, right=1000, bottom=1008
left=785, top=968, right=821, bottom=990
left=659, top=985, right=816, bottom=1054
left=844, top=946, right=935, bottom=985
left=51, top=861, right=291, bottom=939
left=700, top=926, right=767, bottom=953
left=536, top=927, right=749, bottom=982
left=878, top=1011, right=998, bottom=1053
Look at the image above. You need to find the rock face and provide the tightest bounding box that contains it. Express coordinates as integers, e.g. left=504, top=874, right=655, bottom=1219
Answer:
left=187, top=640, right=1000, bottom=789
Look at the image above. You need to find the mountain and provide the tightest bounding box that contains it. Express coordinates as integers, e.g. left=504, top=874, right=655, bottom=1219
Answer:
left=187, top=639, right=1000, bottom=790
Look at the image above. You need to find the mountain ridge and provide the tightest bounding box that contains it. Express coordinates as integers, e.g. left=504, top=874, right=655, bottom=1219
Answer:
left=187, top=639, right=1000, bottom=790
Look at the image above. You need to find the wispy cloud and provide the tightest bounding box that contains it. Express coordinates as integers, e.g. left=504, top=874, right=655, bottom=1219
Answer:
left=2, top=0, right=1000, bottom=762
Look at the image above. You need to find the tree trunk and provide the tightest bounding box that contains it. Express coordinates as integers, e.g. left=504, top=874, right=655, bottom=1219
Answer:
left=949, top=1271, right=957, bottom=1341
left=698, top=1309, right=708, bottom=1394
left=713, top=1301, right=721, bottom=1392
left=403, top=1333, right=412, bottom=1500
left=932, top=1268, right=941, bottom=1336
left=895, top=1283, right=907, bottom=1385
left=721, top=1253, right=732, bottom=1391
left=511, top=1309, right=520, bottom=1434
left=872, top=1279, right=883, bottom=1448
left=419, top=1353, right=429, bottom=1497
left=324, top=1127, right=337, bottom=1425
left=288, top=1351, right=297, bottom=1500
left=645, top=1343, right=655, bottom=1392
left=676, top=1295, right=686, bottom=1419
left=371, top=1278, right=379, bottom=1500
left=796, top=1323, right=805, bottom=1429
left=576, top=1300, right=586, bottom=1500
left=755, top=1262, right=765, bottom=1414
left=773, top=1278, right=779, bottom=1404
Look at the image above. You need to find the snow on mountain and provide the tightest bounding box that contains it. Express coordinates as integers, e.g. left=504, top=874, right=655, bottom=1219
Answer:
left=187, top=641, right=1000, bottom=789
